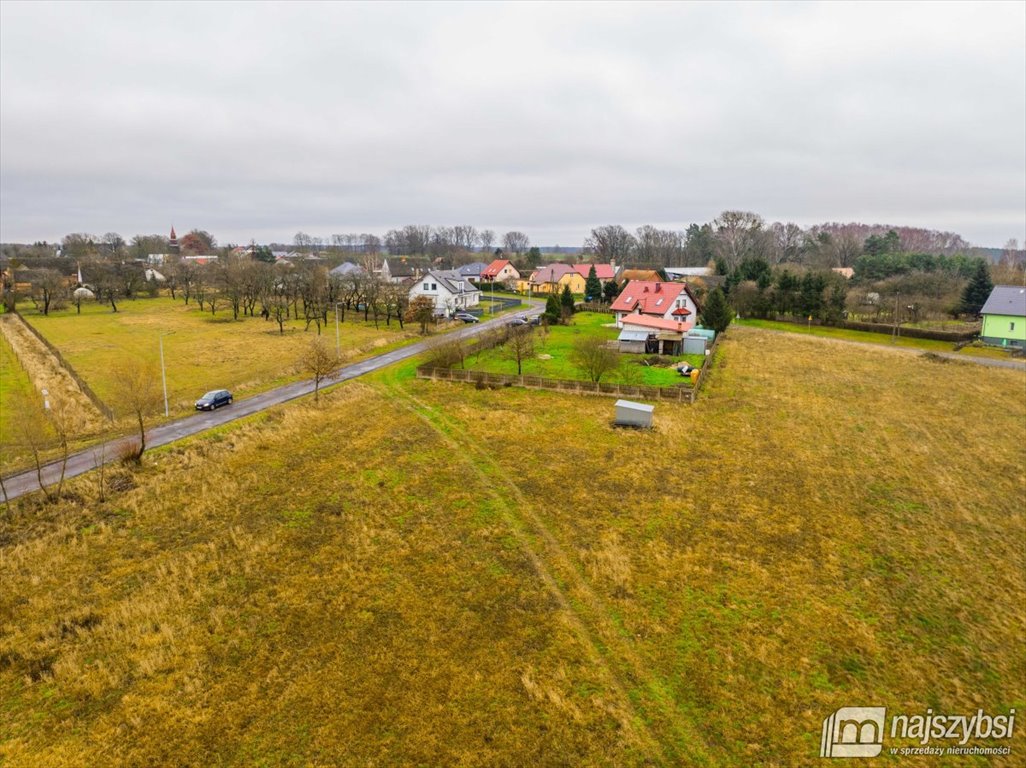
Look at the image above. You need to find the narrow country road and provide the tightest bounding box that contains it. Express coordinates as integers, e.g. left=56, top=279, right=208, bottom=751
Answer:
left=1, top=304, right=543, bottom=502
left=735, top=324, right=1026, bottom=371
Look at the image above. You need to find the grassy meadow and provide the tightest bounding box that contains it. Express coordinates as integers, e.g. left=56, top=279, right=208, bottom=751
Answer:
left=1, top=326, right=1024, bottom=765
left=464, top=312, right=705, bottom=387
left=735, top=317, right=1025, bottom=362
left=19, top=296, right=418, bottom=417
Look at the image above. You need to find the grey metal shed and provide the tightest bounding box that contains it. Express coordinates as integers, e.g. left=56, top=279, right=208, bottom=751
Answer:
left=614, top=399, right=654, bottom=428
left=682, top=336, right=708, bottom=355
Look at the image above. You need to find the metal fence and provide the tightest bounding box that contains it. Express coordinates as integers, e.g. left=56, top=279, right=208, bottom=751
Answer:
left=469, top=295, right=523, bottom=316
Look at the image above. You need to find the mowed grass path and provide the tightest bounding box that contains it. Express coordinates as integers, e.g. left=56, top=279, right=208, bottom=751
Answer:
left=1, top=329, right=1023, bottom=765
left=21, top=297, right=416, bottom=417
left=465, top=312, right=705, bottom=386
left=0, top=333, right=38, bottom=440
left=735, top=317, right=1021, bottom=361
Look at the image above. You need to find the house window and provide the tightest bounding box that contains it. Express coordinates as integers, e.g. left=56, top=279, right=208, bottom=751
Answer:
left=431, top=283, right=437, bottom=290
left=423, top=283, right=429, bottom=290
left=1012, top=322, right=1017, bottom=331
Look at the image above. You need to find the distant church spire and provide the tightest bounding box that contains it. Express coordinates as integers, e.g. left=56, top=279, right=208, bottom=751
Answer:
left=169, top=225, right=179, bottom=254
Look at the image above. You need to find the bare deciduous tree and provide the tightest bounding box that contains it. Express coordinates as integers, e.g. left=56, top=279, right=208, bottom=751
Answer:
left=111, top=359, right=163, bottom=462
left=584, top=225, right=637, bottom=264
left=502, top=231, right=530, bottom=256
left=299, top=337, right=341, bottom=401
left=504, top=325, right=535, bottom=375
left=571, top=336, right=620, bottom=383
left=30, top=268, right=68, bottom=315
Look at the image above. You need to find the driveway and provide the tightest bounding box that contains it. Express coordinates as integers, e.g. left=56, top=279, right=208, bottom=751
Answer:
left=1, top=303, right=544, bottom=502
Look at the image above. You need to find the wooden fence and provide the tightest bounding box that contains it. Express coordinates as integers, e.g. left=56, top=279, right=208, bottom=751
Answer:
left=421, top=316, right=725, bottom=404
left=417, top=365, right=696, bottom=402
left=11, top=309, right=115, bottom=420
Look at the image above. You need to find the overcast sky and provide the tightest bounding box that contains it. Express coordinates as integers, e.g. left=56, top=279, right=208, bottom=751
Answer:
left=1, top=1, right=1024, bottom=248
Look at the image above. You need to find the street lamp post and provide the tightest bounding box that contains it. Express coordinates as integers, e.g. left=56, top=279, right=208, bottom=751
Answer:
left=335, top=302, right=344, bottom=357
left=159, top=331, right=175, bottom=417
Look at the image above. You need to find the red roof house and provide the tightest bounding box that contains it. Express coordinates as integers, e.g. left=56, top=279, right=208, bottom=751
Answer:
left=481, top=259, right=520, bottom=283
left=572, top=263, right=618, bottom=283
left=610, top=280, right=701, bottom=328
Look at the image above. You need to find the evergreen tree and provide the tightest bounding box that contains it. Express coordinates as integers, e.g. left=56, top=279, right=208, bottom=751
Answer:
left=699, top=288, right=732, bottom=334
left=603, top=279, right=620, bottom=303
left=544, top=294, right=562, bottom=324
left=584, top=264, right=602, bottom=302
left=960, top=259, right=994, bottom=315
left=560, top=284, right=575, bottom=318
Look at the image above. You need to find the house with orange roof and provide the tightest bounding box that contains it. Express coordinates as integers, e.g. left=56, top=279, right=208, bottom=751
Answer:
left=480, top=259, right=520, bottom=285
left=609, top=280, right=701, bottom=329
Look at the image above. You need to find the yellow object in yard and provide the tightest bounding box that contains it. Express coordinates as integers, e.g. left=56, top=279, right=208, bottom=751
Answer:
left=690, top=368, right=700, bottom=384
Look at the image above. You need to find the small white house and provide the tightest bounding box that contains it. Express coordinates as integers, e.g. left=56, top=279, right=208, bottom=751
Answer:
left=409, top=269, right=482, bottom=316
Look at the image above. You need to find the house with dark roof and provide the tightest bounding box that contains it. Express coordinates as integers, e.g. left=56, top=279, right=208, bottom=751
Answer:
left=381, top=258, right=418, bottom=283
left=609, top=280, right=701, bottom=329
left=408, top=269, right=482, bottom=316
left=980, top=285, right=1026, bottom=348
left=456, top=262, right=489, bottom=282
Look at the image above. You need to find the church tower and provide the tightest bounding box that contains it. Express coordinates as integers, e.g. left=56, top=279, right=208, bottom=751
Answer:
left=169, top=226, right=180, bottom=255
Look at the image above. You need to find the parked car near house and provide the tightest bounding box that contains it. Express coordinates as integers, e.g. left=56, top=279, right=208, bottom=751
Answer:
left=453, top=311, right=479, bottom=323
left=195, top=389, right=233, bottom=410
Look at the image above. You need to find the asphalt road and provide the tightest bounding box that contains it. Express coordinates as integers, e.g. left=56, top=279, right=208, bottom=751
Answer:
left=1, top=305, right=543, bottom=502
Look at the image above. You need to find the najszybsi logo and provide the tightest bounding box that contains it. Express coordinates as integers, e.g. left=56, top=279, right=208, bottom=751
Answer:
left=821, top=707, right=886, bottom=758
left=820, top=706, right=1017, bottom=759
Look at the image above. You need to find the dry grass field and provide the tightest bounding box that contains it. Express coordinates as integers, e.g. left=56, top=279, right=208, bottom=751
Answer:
left=0, top=332, right=37, bottom=428
left=1, top=327, right=1023, bottom=766
left=20, top=297, right=417, bottom=417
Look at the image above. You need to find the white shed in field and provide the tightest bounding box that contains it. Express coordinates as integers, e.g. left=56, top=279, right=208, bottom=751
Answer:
left=614, top=399, right=653, bottom=428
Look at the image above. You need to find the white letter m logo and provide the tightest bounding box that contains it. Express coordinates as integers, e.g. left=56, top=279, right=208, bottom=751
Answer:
left=821, top=707, right=886, bottom=758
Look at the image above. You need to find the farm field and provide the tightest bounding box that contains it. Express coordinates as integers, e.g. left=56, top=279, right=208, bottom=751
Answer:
left=19, top=296, right=418, bottom=417
left=735, top=317, right=1023, bottom=362
left=1, top=328, right=1023, bottom=765
left=463, top=312, right=705, bottom=387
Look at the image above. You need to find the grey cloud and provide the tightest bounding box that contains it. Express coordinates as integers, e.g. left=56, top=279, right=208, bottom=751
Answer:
left=1, top=1, right=1023, bottom=247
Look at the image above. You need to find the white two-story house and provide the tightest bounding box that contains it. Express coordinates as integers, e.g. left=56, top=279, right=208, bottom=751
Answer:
left=409, top=269, right=483, bottom=316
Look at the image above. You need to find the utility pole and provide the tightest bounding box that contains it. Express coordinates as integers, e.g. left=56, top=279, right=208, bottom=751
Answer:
left=159, top=332, right=174, bottom=417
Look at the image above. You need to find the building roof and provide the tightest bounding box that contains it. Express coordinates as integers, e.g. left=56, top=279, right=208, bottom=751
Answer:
left=619, top=313, right=693, bottom=334
left=980, top=285, right=1026, bottom=317
left=424, top=269, right=482, bottom=295
left=617, top=329, right=651, bottom=342
left=572, top=263, right=617, bottom=281
left=610, top=280, right=697, bottom=316
left=664, top=266, right=712, bottom=278
left=531, top=264, right=577, bottom=284
left=457, top=262, right=488, bottom=277
left=619, top=269, right=661, bottom=283
left=482, top=259, right=513, bottom=278
left=384, top=258, right=416, bottom=277
left=330, top=262, right=364, bottom=276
